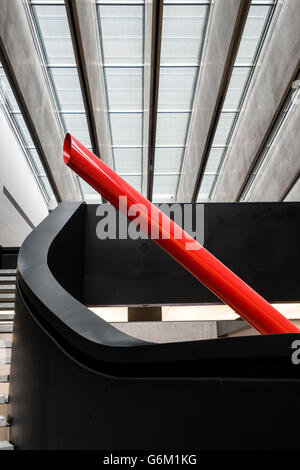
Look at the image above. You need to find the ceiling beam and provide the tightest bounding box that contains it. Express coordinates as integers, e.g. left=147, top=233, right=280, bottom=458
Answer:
left=0, top=0, right=81, bottom=202
left=176, top=0, right=251, bottom=203
left=284, top=176, right=300, bottom=202
left=142, top=0, right=163, bottom=200
left=65, top=0, right=113, bottom=168
left=212, top=0, right=300, bottom=202
left=243, top=92, right=300, bottom=202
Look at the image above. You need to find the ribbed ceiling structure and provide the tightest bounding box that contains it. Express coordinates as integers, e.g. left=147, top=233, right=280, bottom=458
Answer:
left=0, top=0, right=299, bottom=204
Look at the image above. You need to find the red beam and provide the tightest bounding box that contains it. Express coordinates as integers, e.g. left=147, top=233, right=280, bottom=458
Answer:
left=63, top=134, right=299, bottom=335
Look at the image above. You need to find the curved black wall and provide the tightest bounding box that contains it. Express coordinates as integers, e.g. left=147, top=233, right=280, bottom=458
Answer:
left=8, top=201, right=300, bottom=450
left=10, top=286, right=300, bottom=450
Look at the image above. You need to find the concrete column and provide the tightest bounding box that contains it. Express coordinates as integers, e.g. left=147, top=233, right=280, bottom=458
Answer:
left=142, top=0, right=163, bottom=199
left=0, top=0, right=81, bottom=201
left=66, top=0, right=114, bottom=168
left=177, top=0, right=250, bottom=202
left=285, top=177, right=300, bottom=202
left=212, top=0, right=300, bottom=202
left=244, top=93, right=300, bottom=201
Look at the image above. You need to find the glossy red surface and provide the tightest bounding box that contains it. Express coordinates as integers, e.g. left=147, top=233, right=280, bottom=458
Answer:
left=63, top=133, right=300, bottom=334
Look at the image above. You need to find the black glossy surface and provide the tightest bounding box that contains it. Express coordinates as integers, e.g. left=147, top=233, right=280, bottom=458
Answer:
left=15, top=201, right=300, bottom=369
left=10, top=201, right=300, bottom=449
left=85, top=202, right=300, bottom=305
left=0, top=246, right=19, bottom=269
left=10, top=283, right=300, bottom=450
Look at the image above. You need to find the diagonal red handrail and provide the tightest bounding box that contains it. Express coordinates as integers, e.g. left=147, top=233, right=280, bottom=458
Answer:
left=63, top=133, right=299, bottom=335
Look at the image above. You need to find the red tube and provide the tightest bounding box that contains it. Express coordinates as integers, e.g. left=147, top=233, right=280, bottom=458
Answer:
left=63, top=133, right=299, bottom=335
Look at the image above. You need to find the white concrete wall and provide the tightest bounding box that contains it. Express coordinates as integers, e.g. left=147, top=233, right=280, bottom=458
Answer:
left=212, top=0, right=300, bottom=202
left=0, top=108, right=49, bottom=246
left=112, top=321, right=217, bottom=343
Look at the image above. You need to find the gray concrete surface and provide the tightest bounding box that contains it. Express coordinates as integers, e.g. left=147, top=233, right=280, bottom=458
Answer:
left=285, top=176, right=300, bottom=202
left=142, top=0, right=154, bottom=196
left=245, top=95, right=300, bottom=201
left=112, top=321, right=217, bottom=343
left=70, top=0, right=113, bottom=168
left=212, top=0, right=300, bottom=202
left=177, top=0, right=249, bottom=202
left=0, top=0, right=81, bottom=201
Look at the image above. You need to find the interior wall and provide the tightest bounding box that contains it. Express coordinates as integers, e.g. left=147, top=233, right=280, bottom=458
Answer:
left=84, top=202, right=300, bottom=306
left=0, top=108, right=49, bottom=247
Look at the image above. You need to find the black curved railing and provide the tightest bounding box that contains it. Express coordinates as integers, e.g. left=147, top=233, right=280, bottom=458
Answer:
left=17, top=202, right=150, bottom=365
left=15, top=201, right=300, bottom=378
left=9, top=201, right=300, bottom=450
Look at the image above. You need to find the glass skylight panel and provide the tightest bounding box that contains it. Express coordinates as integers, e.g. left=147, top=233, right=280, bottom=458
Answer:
left=61, top=111, right=91, bottom=147
left=235, top=5, right=272, bottom=65
left=154, top=148, right=184, bottom=173
left=212, top=113, right=236, bottom=146
left=157, top=67, right=198, bottom=111
left=62, top=114, right=91, bottom=147
left=0, top=69, right=18, bottom=111
left=197, top=174, right=216, bottom=201
left=33, top=5, right=75, bottom=65
left=205, top=148, right=225, bottom=173
left=160, top=5, right=208, bottom=65
left=121, top=175, right=142, bottom=193
left=153, top=2, right=210, bottom=202
left=97, top=4, right=144, bottom=185
left=222, top=67, right=251, bottom=111
left=49, top=68, right=85, bottom=111
left=27, top=149, right=44, bottom=175
left=98, top=0, right=144, bottom=3
left=197, top=1, right=275, bottom=202
left=156, top=113, right=190, bottom=146
left=12, top=114, right=35, bottom=148
left=164, top=0, right=210, bottom=3
left=79, top=180, right=101, bottom=202
left=113, top=148, right=142, bottom=174
left=152, top=174, right=180, bottom=203
left=31, top=0, right=64, bottom=3
left=110, top=113, right=142, bottom=146
left=0, top=65, right=54, bottom=201
left=105, top=67, right=143, bottom=111
left=40, top=177, right=53, bottom=199
left=31, top=2, right=95, bottom=200
left=99, top=6, right=143, bottom=65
